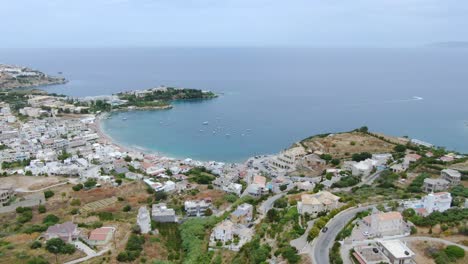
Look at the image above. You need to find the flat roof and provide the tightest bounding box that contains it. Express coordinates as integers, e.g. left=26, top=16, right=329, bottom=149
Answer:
left=379, top=240, right=415, bottom=259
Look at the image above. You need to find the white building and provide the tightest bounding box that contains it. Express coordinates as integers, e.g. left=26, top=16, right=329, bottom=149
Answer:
left=137, top=206, right=151, bottom=234
left=184, top=199, right=212, bottom=217
left=152, top=203, right=178, bottom=223
left=377, top=239, right=415, bottom=264
left=421, top=192, right=452, bottom=215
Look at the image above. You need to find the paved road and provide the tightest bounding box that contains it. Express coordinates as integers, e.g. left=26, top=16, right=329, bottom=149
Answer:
left=258, top=193, right=284, bottom=215
left=309, top=206, right=372, bottom=264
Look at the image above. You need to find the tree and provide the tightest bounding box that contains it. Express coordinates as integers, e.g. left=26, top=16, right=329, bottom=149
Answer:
left=43, top=214, right=60, bottom=225
left=307, top=226, right=320, bottom=242
left=444, top=245, right=465, bottom=260
left=402, top=208, right=415, bottom=218
left=44, top=190, right=54, bottom=199
left=331, top=159, right=340, bottom=166
left=273, top=198, right=288, bottom=208
left=123, top=205, right=132, bottom=212
left=84, top=178, right=97, bottom=188
left=72, top=183, right=83, bottom=191
left=37, top=205, right=46, bottom=214
left=351, top=152, right=372, bottom=162
left=30, top=241, right=42, bottom=249
left=205, top=208, right=213, bottom=216
left=45, top=238, right=75, bottom=254
left=394, top=144, right=407, bottom=152
left=155, top=191, right=168, bottom=201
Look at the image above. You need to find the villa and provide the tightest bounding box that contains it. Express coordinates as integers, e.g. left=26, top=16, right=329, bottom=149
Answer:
left=440, top=169, right=461, bottom=186
left=152, top=203, right=178, bottom=223
left=297, top=191, right=340, bottom=216
left=44, top=222, right=80, bottom=242
left=230, top=203, right=253, bottom=225
left=422, top=178, right=449, bottom=193
left=362, top=210, right=407, bottom=237
left=184, top=198, right=212, bottom=217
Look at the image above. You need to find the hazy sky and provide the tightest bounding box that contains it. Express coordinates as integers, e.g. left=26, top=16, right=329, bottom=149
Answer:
left=1, top=0, right=467, bottom=48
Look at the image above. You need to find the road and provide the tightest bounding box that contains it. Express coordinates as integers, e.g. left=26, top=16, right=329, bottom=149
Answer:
left=309, top=206, right=372, bottom=264
left=15, top=181, right=69, bottom=193
left=258, top=193, right=284, bottom=215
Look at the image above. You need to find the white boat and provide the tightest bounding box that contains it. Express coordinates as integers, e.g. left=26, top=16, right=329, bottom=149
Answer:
left=225, top=133, right=231, bottom=137
left=122, top=117, right=127, bottom=121
left=203, top=121, right=209, bottom=125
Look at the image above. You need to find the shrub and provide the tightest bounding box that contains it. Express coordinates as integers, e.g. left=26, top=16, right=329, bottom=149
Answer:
left=38, top=205, right=46, bottom=214
left=70, top=199, right=81, bottom=206
left=44, top=190, right=54, bottom=199
left=444, top=245, right=465, bottom=260
left=43, top=214, right=59, bottom=225
left=30, top=241, right=42, bottom=249
left=123, top=205, right=132, bottom=212
left=45, top=238, right=76, bottom=254
left=394, top=144, right=407, bottom=152
left=351, top=152, right=372, bottom=162
left=72, top=184, right=83, bottom=191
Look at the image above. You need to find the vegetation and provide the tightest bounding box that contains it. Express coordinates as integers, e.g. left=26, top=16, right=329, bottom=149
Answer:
left=179, top=217, right=217, bottom=263
left=351, top=152, right=372, bottom=162
left=45, top=238, right=76, bottom=254
left=72, top=183, right=83, bottom=191
left=376, top=170, right=399, bottom=188
left=84, top=178, right=97, bottom=188
left=331, top=175, right=360, bottom=188
left=409, top=208, right=468, bottom=227
left=188, top=167, right=216, bottom=184
left=1, top=159, right=31, bottom=169
left=406, top=173, right=430, bottom=193
left=233, top=238, right=272, bottom=264
left=117, top=234, right=145, bottom=262
left=44, top=190, right=54, bottom=199
left=42, top=214, right=60, bottom=225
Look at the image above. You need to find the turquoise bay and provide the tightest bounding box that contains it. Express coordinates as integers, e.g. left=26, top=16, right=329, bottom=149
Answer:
left=1, top=47, right=467, bottom=162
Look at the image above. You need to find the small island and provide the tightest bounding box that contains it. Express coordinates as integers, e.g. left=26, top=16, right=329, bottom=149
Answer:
left=0, top=64, right=67, bottom=90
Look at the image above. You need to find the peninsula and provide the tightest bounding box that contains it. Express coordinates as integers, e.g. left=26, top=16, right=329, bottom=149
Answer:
left=0, top=64, right=67, bottom=90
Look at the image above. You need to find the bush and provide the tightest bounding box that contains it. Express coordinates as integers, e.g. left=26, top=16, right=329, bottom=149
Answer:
left=26, top=257, right=49, bottom=264
left=43, top=214, right=60, bottom=225
left=84, top=178, right=97, bottom=188
left=44, top=190, right=54, bottom=199
left=351, top=152, right=372, bottom=162
left=70, top=208, right=79, bottom=215
left=17, top=210, right=33, bottom=223
left=70, top=199, right=81, bottom=206
left=123, top=205, right=132, bottom=212
left=444, top=245, right=465, bottom=260
left=273, top=198, right=288, bottom=208
left=45, top=238, right=76, bottom=254
left=394, top=144, right=407, bottom=152
left=72, top=184, right=83, bottom=191
left=98, top=212, right=114, bottom=221
left=30, top=241, right=42, bottom=249
left=155, top=191, right=168, bottom=201
left=224, top=194, right=238, bottom=203
left=38, top=205, right=46, bottom=214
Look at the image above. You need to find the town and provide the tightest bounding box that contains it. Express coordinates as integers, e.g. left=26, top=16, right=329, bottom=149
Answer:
left=0, top=90, right=467, bottom=264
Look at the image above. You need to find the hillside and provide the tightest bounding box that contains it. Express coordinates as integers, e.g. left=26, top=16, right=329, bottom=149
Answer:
left=0, top=64, right=66, bottom=90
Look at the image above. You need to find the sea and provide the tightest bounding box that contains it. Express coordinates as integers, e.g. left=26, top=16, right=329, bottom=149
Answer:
left=1, top=47, right=467, bottom=162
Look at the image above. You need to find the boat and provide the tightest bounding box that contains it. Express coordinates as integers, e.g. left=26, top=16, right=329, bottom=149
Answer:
left=57, top=71, right=63, bottom=74
left=122, top=117, right=127, bottom=121
left=225, top=133, right=231, bottom=137
left=203, top=121, right=209, bottom=125
left=412, top=96, right=423, bottom=100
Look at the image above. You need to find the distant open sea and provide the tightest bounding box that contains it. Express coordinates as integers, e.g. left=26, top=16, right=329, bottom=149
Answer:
left=1, top=47, right=467, bottom=162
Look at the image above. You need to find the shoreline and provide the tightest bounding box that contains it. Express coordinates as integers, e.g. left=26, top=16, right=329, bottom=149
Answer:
left=93, top=113, right=226, bottom=164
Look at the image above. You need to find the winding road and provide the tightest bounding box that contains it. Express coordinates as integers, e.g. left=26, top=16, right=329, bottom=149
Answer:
left=309, top=205, right=372, bottom=264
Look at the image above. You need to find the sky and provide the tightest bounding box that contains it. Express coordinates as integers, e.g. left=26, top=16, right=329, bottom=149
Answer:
left=0, top=0, right=467, bottom=48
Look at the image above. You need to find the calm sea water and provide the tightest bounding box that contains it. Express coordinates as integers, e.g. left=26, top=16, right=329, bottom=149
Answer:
left=1, top=47, right=467, bottom=162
